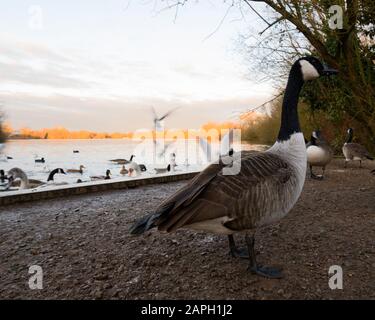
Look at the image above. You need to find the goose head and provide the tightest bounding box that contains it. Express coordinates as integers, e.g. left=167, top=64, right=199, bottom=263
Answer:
left=106, top=169, right=111, bottom=176
left=298, top=56, right=338, bottom=81
left=58, top=168, right=66, bottom=174
left=79, top=165, right=85, bottom=170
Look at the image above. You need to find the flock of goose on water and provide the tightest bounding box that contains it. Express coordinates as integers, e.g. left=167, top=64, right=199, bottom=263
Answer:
left=0, top=151, right=178, bottom=191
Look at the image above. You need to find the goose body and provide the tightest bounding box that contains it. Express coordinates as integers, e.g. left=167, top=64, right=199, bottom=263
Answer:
left=342, top=128, right=373, bottom=168
left=67, top=165, right=85, bottom=174
left=306, top=131, right=333, bottom=179
left=90, top=169, right=111, bottom=181
left=110, top=155, right=134, bottom=165
left=130, top=56, right=338, bottom=278
left=154, top=164, right=171, bottom=174
left=127, top=156, right=146, bottom=176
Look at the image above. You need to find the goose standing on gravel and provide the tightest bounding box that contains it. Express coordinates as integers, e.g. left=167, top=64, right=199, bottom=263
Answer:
left=306, top=130, right=333, bottom=180
left=67, top=165, right=85, bottom=174
left=130, top=57, right=338, bottom=278
left=342, top=128, right=373, bottom=168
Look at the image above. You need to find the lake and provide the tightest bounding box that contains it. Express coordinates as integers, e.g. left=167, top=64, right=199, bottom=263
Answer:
left=0, top=139, right=261, bottom=187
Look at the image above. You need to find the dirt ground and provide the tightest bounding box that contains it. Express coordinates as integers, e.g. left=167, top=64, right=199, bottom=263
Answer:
left=0, top=158, right=374, bottom=300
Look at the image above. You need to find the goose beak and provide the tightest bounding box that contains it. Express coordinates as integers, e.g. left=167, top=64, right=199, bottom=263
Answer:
left=322, top=64, right=338, bottom=76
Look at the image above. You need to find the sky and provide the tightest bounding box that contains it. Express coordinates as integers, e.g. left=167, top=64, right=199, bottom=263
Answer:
left=0, top=0, right=274, bottom=132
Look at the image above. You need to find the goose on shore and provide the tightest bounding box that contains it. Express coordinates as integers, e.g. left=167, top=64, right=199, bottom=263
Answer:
left=130, top=57, right=338, bottom=279
left=90, top=169, right=111, bottom=181
left=342, top=128, right=373, bottom=168
left=306, top=130, right=333, bottom=180
left=67, top=165, right=85, bottom=174
left=128, top=156, right=146, bottom=175
left=35, top=157, right=45, bottom=163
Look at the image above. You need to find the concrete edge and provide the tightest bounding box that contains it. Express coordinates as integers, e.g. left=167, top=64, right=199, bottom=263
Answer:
left=0, top=171, right=199, bottom=206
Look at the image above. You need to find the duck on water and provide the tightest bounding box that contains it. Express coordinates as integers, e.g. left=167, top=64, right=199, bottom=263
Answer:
left=130, top=57, right=338, bottom=279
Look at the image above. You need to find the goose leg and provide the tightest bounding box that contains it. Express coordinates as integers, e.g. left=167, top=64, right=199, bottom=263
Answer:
left=310, top=165, right=323, bottom=180
left=245, top=234, right=283, bottom=279
left=228, top=235, right=248, bottom=259
left=359, top=160, right=362, bottom=168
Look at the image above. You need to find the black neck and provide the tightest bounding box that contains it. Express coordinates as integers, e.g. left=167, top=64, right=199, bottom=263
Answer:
left=310, top=136, right=317, bottom=145
left=346, top=131, right=353, bottom=143
left=47, top=169, right=58, bottom=181
left=277, top=64, right=304, bottom=141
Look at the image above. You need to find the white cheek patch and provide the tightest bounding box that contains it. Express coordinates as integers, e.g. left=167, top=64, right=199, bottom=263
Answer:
left=300, top=60, right=320, bottom=81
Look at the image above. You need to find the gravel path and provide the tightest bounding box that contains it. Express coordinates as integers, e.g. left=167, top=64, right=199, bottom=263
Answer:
left=0, top=159, right=374, bottom=299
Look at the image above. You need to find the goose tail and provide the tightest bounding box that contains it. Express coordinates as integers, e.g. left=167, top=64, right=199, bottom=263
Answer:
left=129, top=213, right=156, bottom=235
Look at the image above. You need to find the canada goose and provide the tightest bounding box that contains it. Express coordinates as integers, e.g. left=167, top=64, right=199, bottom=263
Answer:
left=67, top=165, right=85, bottom=174
left=7, top=156, right=13, bottom=160
left=120, top=165, right=128, bottom=175
left=342, top=128, right=373, bottom=168
left=109, top=155, right=134, bottom=165
left=130, top=57, right=338, bottom=279
left=154, top=164, right=171, bottom=174
left=128, top=156, right=146, bottom=175
left=90, top=169, right=111, bottom=181
left=73, top=150, right=79, bottom=153
left=44, top=168, right=68, bottom=185
left=306, top=130, right=333, bottom=180
left=139, top=164, right=147, bottom=172
left=35, top=157, right=45, bottom=163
